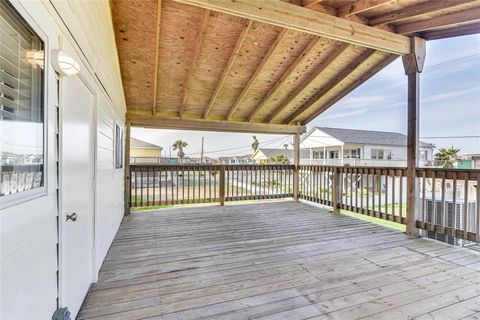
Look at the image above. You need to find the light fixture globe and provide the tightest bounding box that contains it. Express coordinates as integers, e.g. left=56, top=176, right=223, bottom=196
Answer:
left=51, top=49, right=80, bottom=76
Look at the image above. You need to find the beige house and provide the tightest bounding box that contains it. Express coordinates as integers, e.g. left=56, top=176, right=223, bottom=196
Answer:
left=130, top=138, right=163, bottom=164
left=251, top=148, right=309, bottom=164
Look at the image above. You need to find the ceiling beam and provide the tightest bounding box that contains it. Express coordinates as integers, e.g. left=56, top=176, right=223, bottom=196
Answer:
left=264, top=43, right=349, bottom=123
left=225, top=29, right=289, bottom=121
left=302, top=54, right=398, bottom=124
left=369, top=0, right=476, bottom=27
left=421, top=23, right=480, bottom=40
left=128, top=112, right=306, bottom=134
left=248, top=36, right=321, bottom=122
left=203, top=20, right=252, bottom=119
left=173, top=0, right=410, bottom=55
left=286, top=49, right=376, bottom=124
left=152, top=0, right=162, bottom=114
left=179, top=9, right=210, bottom=118
left=338, top=0, right=396, bottom=18
left=397, top=7, right=480, bottom=35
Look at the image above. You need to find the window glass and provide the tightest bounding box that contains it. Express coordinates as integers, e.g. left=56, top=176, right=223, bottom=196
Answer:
left=370, top=148, right=385, bottom=160
left=0, top=2, right=45, bottom=198
left=115, top=124, right=123, bottom=169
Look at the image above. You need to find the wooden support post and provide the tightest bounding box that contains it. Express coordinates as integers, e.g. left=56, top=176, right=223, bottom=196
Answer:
left=403, top=37, right=426, bottom=236
left=124, top=120, right=131, bottom=215
left=219, top=165, right=225, bottom=206
left=331, top=167, right=341, bottom=214
left=293, top=132, right=300, bottom=201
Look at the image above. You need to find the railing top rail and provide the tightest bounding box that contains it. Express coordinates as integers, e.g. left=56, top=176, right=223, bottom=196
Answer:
left=1, top=164, right=44, bottom=173
left=299, top=164, right=408, bottom=171
left=130, top=164, right=295, bottom=168
left=416, top=167, right=480, bottom=180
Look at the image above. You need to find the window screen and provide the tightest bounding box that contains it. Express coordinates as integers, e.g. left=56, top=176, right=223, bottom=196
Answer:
left=0, top=1, right=45, bottom=198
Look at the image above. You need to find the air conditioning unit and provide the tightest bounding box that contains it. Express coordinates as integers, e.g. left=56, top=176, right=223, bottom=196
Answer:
left=422, top=198, right=477, bottom=246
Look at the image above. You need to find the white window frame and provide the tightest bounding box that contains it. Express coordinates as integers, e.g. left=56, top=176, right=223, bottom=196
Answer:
left=0, top=1, right=49, bottom=208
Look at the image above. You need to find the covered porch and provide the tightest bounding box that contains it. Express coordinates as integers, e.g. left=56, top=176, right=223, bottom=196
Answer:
left=93, top=0, right=480, bottom=319
left=79, top=201, right=480, bottom=319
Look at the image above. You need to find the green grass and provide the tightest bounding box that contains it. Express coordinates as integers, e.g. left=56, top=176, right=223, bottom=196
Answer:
left=340, top=209, right=406, bottom=232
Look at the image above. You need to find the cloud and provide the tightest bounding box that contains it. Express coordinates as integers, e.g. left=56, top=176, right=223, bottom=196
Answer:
left=422, top=87, right=480, bottom=104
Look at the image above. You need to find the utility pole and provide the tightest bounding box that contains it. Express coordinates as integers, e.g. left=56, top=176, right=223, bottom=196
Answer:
left=200, top=137, right=204, bottom=164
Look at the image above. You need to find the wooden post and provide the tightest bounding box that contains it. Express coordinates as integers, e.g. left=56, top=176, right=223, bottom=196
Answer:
left=219, top=165, right=225, bottom=206
left=403, top=37, right=426, bottom=236
left=331, top=167, right=341, bottom=214
left=124, top=120, right=131, bottom=215
left=293, top=132, right=300, bottom=201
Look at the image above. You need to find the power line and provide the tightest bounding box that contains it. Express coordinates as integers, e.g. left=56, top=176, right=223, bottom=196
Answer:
left=420, top=135, right=480, bottom=139
left=183, top=135, right=289, bottom=156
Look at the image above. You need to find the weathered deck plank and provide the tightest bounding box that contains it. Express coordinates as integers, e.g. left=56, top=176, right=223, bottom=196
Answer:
left=78, top=201, right=480, bottom=320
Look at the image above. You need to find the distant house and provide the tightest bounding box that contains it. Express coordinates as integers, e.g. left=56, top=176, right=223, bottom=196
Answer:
left=130, top=138, right=163, bottom=164
left=1, top=152, right=19, bottom=165
left=184, top=156, right=216, bottom=164
left=456, top=153, right=480, bottom=169
left=301, top=127, right=435, bottom=167
left=0, top=152, right=43, bottom=165
left=251, top=148, right=309, bottom=164
left=218, top=154, right=253, bottom=164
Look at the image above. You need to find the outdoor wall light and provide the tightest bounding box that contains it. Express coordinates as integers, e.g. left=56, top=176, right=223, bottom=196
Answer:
left=51, top=49, right=80, bottom=76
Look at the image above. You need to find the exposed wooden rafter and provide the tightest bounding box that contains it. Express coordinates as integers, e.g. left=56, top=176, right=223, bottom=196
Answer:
left=179, top=9, right=210, bottom=118
left=265, top=43, right=350, bottom=123
left=115, top=0, right=480, bottom=130
left=152, top=0, right=162, bottom=114
left=247, top=36, right=321, bottom=122
left=422, top=23, right=480, bottom=40
left=302, top=0, right=326, bottom=8
left=286, top=49, right=376, bottom=124
left=397, top=8, right=480, bottom=35
left=128, top=112, right=306, bottom=134
left=369, top=0, right=476, bottom=27
left=173, top=0, right=411, bottom=55
left=203, top=20, right=253, bottom=119
left=301, top=0, right=337, bottom=15
left=225, top=29, right=289, bottom=121
left=338, top=0, right=396, bottom=18
left=303, top=54, right=398, bottom=124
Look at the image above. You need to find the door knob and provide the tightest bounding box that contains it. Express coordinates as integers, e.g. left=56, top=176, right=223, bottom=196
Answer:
left=66, top=212, right=77, bottom=221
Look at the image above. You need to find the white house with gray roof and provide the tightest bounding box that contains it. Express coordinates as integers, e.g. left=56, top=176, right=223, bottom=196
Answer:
left=301, top=127, right=435, bottom=167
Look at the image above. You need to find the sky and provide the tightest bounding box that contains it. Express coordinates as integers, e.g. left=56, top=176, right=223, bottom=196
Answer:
left=132, top=34, right=480, bottom=158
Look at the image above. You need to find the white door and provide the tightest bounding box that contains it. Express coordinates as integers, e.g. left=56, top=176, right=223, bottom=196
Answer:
left=60, top=75, right=95, bottom=318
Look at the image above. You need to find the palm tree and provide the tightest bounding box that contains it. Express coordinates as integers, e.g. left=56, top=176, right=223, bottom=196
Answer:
left=251, top=136, right=259, bottom=152
left=435, top=146, right=460, bottom=168
left=172, top=140, right=188, bottom=163
left=270, top=155, right=289, bottom=164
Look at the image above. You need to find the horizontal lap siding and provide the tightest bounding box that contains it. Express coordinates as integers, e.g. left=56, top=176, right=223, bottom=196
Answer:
left=95, top=95, right=124, bottom=274
left=2, top=0, right=126, bottom=318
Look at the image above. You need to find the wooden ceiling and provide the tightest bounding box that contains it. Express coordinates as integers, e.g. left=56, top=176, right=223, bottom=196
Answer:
left=111, top=0, right=480, bottom=133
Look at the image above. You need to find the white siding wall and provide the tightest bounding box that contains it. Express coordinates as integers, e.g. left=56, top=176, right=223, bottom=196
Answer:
left=95, top=95, right=124, bottom=273
left=1, top=0, right=125, bottom=318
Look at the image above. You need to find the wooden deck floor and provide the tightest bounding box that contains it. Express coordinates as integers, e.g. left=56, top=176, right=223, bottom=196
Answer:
left=79, top=201, right=480, bottom=320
